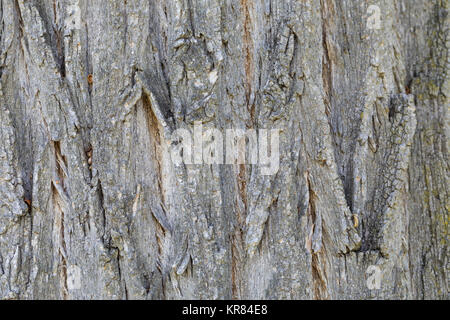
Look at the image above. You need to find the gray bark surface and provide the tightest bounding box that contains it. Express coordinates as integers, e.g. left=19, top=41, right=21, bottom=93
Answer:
left=0, top=0, right=448, bottom=299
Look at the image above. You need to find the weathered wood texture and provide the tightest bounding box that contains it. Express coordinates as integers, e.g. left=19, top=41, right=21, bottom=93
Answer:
left=0, top=0, right=448, bottom=299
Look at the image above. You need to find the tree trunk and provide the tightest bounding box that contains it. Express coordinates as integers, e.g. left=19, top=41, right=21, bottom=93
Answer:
left=0, top=0, right=447, bottom=300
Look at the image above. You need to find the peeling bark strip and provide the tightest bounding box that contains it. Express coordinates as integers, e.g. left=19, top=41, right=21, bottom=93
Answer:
left=305, top=171, right=328, bottom=300
left=311, top=253, right=328, bottom=300
left=240, top=0, right=254, bottom=106
left=320, top=0, right=333, bottom=112
left=0, top=0, right=447, bottom=299
left=232, top=164, right=247, bottom=299
left=52, top=141, right=69, bottom=299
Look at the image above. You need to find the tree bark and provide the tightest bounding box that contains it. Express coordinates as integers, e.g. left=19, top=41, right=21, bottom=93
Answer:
left=0, top=0, right=448, bottom=299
